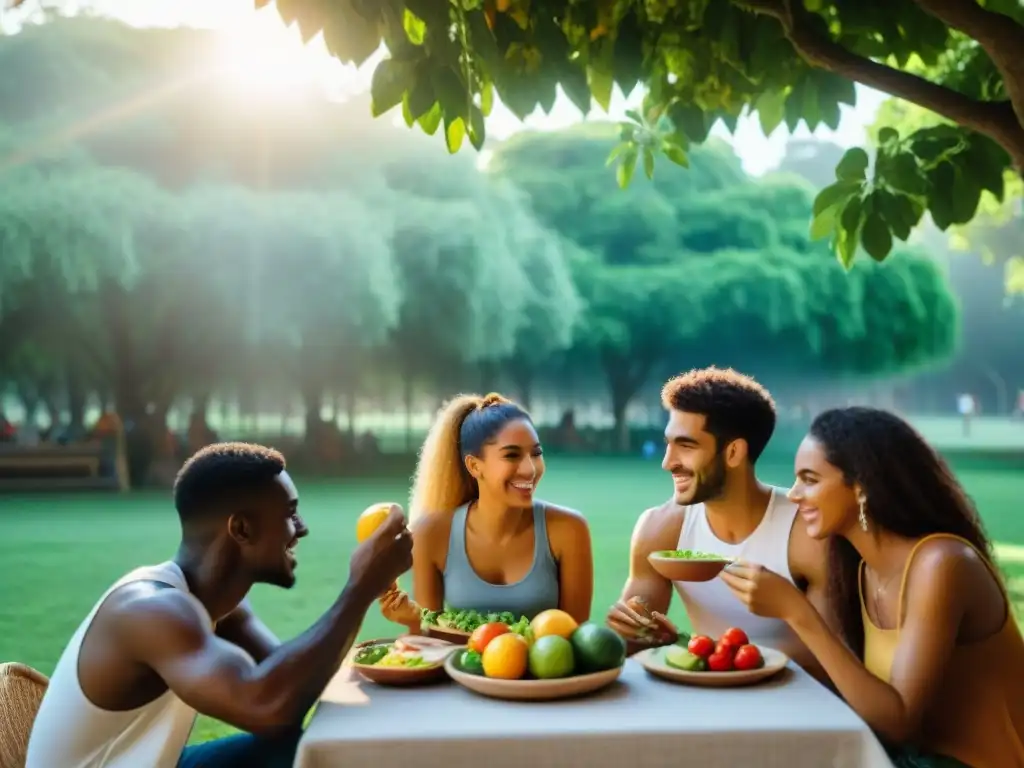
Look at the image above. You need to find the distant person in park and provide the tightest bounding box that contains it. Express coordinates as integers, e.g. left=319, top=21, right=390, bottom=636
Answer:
left=606, top=367, right=832, bottom=684
left=378, top=392, right=594, bottom=628
left=26, top=442, right=413, bottom=768
left=722, top=407, right=1024, bottom=768
left=957, top=392, right=976, bottom=437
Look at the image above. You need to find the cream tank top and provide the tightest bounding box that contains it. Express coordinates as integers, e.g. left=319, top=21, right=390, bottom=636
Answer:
left=673, top=487, right=804, bottom=658
left=26, top=561, right=204, bottom=768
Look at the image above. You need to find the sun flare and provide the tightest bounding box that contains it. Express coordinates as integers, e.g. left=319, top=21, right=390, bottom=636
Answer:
left=213, top=7, right=331, bottom=95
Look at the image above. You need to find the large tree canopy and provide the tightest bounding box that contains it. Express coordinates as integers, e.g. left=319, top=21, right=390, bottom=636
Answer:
left=245, top=0, right=1024, bottom=275
left=490, top=124, right=959, bottom=446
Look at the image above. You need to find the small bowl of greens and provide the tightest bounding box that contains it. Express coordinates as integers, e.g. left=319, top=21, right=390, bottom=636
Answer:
left=420, top=608, right=531, bottom=644
left=350, top=636, right=456, bottom=686
left=648, top=549, right=734, bottom=582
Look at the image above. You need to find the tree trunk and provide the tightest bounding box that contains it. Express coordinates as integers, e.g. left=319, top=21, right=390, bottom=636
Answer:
left=403, top=366, right=415, bottom=453
left=66, top=365, right=86, bottom=440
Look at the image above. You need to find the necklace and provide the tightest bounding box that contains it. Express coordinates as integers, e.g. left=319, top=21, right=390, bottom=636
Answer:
left=870, top=569, right=900, bottom=619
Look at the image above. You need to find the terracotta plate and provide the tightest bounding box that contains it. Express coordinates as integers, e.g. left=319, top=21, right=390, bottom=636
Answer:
left=635, top=645, right=788, bottom=687
left=351, top=637, right=459, bottom=686
left=444, top=652, right=623, bottom=701
left=647, top=553, right=732, bottom=582
left=420, top=623, right=473, bottom=645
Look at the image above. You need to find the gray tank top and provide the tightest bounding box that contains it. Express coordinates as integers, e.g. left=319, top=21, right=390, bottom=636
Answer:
left=443, top=501, right=560, bottom=620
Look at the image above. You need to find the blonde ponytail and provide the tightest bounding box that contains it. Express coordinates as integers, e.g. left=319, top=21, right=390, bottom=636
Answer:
left=409, top=394, right=481, bottom=523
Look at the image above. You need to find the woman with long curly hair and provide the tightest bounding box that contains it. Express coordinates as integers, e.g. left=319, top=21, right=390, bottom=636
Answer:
left=721, top=406, right=1024, bottom=768
left=379, top=392, right=593, bottom=628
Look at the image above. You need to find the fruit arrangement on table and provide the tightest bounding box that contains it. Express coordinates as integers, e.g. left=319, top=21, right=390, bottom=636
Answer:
left=667, top=627, right=764, bottom=672
left=635, top=625, right=788, bottom=687
left=445, top=609, right=627, bottom=700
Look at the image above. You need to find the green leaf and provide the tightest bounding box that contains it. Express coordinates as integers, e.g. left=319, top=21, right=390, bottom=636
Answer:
left=861, top=212, right=893, bottom=262
left=840, top=195, right=864, bottom=233
left=588, top=65, right=614, bottom=112
left=835, top=147, right=870, bottom=181
left=836, top=227, right=857, bottom=270
left=606, top=143, right=628, bottom=166
left=877, top=127, right=899, bottom=145
left=625, top=108, right=644, bottom=125
left=433, top=67, right=470, bottom=122
left=809, top=207, right=837, bottom=241
left=643, top=147, right=655, bottom=179
left=370, top=58, right=409, bottom=117
left=755, top=89, right=786, bottom=136
left=321, top=11, right=382, bottom=67
left=617, top=147, right=639, bottom=189
left=405, top=71, right=438, bottom=122
left=880, top=152, right=928, bottom=196
left=476, top=80, right=493, bottom=117
left=445, top=116, right=466, bottom=154
left=560, top=64, right=592, bottom=114
left=812, top=179, right=861, bottom=217
left=468, top=106, right=486, bottom=150
left=662, top=143, right=689, bottom=168
left=403, top=8, right=426, bottom=45
left=418, top=102, right=443, bottom=135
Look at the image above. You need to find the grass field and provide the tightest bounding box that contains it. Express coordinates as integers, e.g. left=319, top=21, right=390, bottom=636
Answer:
left=2, top=454, right=1024, bottom=743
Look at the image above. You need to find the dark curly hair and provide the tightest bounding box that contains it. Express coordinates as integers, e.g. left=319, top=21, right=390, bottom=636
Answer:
left=808, top=407, right=993, bottom=657
left=173, top=442, right=286, bottom=521
left=661, top=366, right=776, bottom=462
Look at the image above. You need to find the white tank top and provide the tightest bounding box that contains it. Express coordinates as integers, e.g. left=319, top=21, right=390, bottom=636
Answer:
left=26, top=561, right=204, bottom=768
left=673, top=487, right=804, bottom=658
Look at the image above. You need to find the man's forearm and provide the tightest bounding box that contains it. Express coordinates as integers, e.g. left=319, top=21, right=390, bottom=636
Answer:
left=246, top=582, right=374, bottom=728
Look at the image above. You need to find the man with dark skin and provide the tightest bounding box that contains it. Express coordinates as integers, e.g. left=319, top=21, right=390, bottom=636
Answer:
left=26, top=442, right=413, bottom=768
left=605, top=368, right=835, bottom=687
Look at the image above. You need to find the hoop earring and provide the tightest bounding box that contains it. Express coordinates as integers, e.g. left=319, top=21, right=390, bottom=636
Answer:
left=857, top=496, right=869, bottom=532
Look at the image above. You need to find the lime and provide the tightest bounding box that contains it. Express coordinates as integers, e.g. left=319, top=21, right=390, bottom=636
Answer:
left=460, top=649, right=484, bottom=675
left=528, top=635, right=575, bottom=679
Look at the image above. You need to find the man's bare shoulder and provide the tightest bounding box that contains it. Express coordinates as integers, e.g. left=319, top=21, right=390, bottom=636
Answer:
left=633, top=499, right=686, bottom=550
left=105, top=582, right=210, bottom=652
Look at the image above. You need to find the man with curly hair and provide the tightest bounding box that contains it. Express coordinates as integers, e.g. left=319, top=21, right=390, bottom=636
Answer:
left=606, top=367, right=833, bottom=685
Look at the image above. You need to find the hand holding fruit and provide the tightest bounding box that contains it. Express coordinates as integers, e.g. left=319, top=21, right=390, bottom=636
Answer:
left=349, top=504, right=413, bottom=600
left=379, top=584, right=423, bottom=629
left=719, top=560, right=804, bottom=621
left=606, top=596, right=678, bottom=647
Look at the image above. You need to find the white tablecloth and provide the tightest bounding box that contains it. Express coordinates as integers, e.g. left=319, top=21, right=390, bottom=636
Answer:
left=296, top=658, right=893, bottom=768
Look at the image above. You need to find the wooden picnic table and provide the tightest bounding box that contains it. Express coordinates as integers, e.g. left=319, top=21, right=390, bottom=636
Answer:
left=296, top=653, right=893, bottom=768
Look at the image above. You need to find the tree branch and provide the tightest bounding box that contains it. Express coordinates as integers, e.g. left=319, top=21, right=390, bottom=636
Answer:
left=910, top=0, right=1024, bottom=139
left=733, top=0, right=1023, bottom=148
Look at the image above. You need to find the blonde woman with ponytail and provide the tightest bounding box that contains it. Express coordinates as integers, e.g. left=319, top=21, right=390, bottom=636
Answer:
left=380, top=393, right=594, bottom=629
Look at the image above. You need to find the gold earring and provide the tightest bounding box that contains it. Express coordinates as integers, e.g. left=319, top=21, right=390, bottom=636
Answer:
left=857, top=495, right=869, bottom=532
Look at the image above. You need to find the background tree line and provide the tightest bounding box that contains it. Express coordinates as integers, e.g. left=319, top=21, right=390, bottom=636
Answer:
left=0, top=16, right=974, bottom=481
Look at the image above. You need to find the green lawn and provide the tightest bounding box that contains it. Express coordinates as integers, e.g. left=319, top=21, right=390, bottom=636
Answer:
left=2, top=455, right=1023, bottom=743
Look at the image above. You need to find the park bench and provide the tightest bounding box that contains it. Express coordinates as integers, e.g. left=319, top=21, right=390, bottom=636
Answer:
left=0, top=442, right=127, bottom=493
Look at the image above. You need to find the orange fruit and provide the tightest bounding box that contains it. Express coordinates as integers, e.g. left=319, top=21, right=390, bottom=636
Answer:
left=468, top=622, right=509, bottom=654
left=356, top=503, right=392, bottom=543
left=481, top=632, right=529, bottom=679
left=530, top=609, right=578, bottom=640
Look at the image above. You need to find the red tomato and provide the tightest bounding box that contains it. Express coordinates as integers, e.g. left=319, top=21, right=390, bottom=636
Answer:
left=468, top=622, right=509, bottom=654
left=687, top=635, right=715, bottom=659
left=733, top=644, right=764, bottom=671
left=707, top=650, right=734, bottom=672
left=721, top=627, right=749, bottom=647
left=714, top=640, right=737, bottom=659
